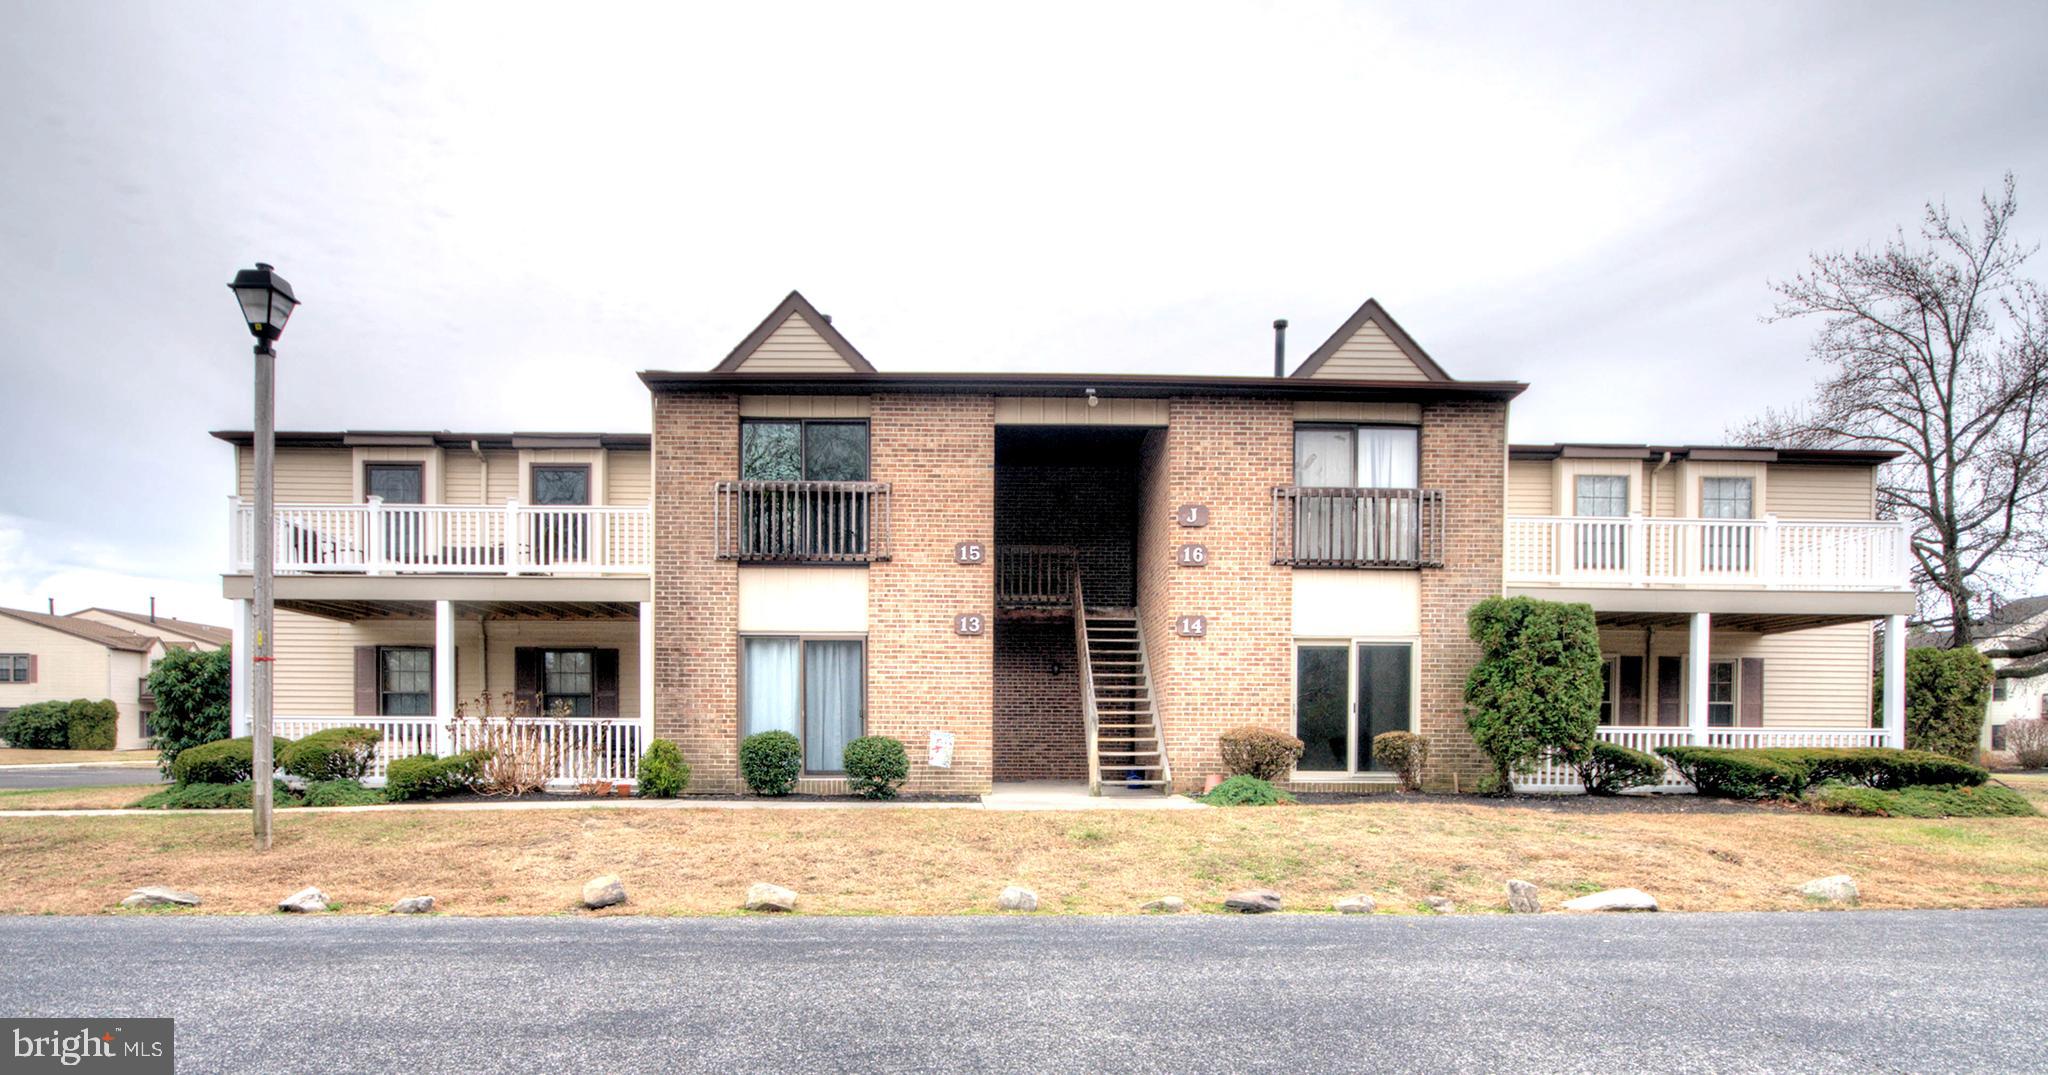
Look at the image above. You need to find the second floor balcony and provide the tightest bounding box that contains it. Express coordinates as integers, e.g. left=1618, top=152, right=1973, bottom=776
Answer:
left=714, top=480, right=894, bottom=563
left=1271, top=486, right=1447, bottom=568
left=1504, top=514, right=1913, bottom=592
left=229, top=497, right=652, bottom=576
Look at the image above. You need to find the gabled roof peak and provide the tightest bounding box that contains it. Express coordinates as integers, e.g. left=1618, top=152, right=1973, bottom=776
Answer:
left=710, top=290, right=876, bottom=375
left=1290, top=298, right=1451, bottom=382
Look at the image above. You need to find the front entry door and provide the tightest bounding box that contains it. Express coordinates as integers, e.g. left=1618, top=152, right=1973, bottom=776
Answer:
left=1295, top=641, right=1415, bottom=774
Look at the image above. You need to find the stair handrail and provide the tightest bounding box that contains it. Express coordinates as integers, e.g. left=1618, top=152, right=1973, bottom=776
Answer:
left=1071, top=569, right=1102, bottom=796
left=1135, top=626, right=1170, bottom=791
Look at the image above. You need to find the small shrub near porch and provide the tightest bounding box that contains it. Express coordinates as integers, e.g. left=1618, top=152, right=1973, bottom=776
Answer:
left=279, top=726, right=384, bottom=782
left=1576, top=741, right=1666, bottom=796
left=169, top=735, right=295, bottom=785
left=1371, top=731, right=1429, bottom=791
left=636, top=739, right=690, bottom=798
left=740, top=731, right=802, bottom=796
left=385, top=751, right=489, bottom=801
left=1656, top=746, right=1988, bottom=800
left=1200, top=775, right=1295, bottom=806
left=1218, top=726, right=1303, bottom=782
left=843, top=735, right=910, bottom=799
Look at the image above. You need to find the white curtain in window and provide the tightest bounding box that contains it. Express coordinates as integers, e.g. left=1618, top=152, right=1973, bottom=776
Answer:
left=741, top=638, right=800, bottom=738
left=804, top=640, right=863, bottom=771
left=1355, top=427, right=1418, bottom=488
left=1359, top=428, right=1419, bottom=560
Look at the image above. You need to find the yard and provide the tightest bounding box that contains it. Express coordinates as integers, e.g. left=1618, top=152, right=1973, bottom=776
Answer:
left=1, top=782, right=2044, bottom=916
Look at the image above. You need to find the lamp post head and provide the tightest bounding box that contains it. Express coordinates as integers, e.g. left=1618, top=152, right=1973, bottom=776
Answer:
left=229, top=262, right=299, bottom=343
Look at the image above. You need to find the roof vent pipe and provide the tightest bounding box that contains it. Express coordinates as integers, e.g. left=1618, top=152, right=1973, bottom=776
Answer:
left=1272, top=319, right=1289, bottom=377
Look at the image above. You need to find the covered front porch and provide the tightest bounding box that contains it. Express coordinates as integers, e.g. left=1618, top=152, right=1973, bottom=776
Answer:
left=225, top=575, right=652, bottom=787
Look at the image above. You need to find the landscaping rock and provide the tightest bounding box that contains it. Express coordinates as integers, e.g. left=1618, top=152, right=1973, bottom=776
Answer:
left=1506, top=879, right=1541, bottom=914
left=1224, top=889, right=1283, bottom=914
left=1423, top=896, right=1455, bottom=914
left=1333, top=894, right=1376, bottom=914
left=581, top=875, right=626, bottom=909
left=745, top=882, right=798, bottom=912
left=1560, top=887, right=1659, bottom=912
left=278, top=887, right=328, bottom=913
left=1799, top=875, right=1859, bottom=904
left=997, top=886, right=1038, bottom=912
left=390, top=896, right=435, bottom=914
left=1140, top=896, right=1186, bottom=913
left=120, top=886, right=200, bottom=909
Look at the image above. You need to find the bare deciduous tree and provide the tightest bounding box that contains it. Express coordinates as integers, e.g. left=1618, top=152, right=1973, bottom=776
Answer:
left=1737, top=175, right=2048, bottom=646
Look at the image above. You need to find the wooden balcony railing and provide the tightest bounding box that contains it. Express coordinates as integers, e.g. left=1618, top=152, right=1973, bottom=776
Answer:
left=1271, top=486, right=1445, bottom=568
left=996, top=545, right=1078, bottom=608
left=713, top=480, right=892, bottom=563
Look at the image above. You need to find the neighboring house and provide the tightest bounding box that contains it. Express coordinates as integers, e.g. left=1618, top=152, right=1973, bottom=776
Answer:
left=0, top=608, right=160, bottom=750
left=1912, top=596, right=2048, bottom=756
left=215, top=292, right=1915, bottom=794
left=69, top=607, right=232, bottom=653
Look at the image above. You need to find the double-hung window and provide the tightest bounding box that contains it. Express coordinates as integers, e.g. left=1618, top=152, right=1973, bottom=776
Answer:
left=1291, top=424, right=1421, bottom=562
left=1706, top=660, right=1737, bottom=728
left=740, top=420, right=872, bottom=559
left=1699, top=477, right=1755, bottom=574
left=378, top=647, right=432, bottom=716
left=0, top=654, right=29, bottom=683
left=1573, top=475, right=1630, bottom=572
left=741, top=636, right=865, bottom=772
left=541, top=649, right=596, bottom=717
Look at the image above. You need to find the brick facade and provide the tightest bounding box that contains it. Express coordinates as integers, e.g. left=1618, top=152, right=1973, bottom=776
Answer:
left=1135, top=398, right=1296, bottom=791
left=651, top=391, right=742, bottom=790
left=865, top=394, right=997, bottom=795
left=1417, top=398, right=1509, bottom=789
left=993, top=621, right=1086, bottom=780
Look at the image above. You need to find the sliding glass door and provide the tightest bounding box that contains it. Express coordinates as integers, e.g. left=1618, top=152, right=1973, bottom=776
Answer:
left=741, top=635, right=865, bottom=773
left=1294, top=641, right=1415, bottom=775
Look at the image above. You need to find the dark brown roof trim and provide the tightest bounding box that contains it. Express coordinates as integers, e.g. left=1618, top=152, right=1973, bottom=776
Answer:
left=210, top=431, right=651, bottom=450
left=709, top=290, right=877, bottom=374
left=1288, top=298, right=1452, bottom=381
left=1508, top=443, right=1900, bottom=465
left=639, top=370, right=1526, bottom=402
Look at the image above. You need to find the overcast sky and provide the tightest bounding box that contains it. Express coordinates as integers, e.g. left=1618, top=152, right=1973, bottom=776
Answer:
left=2, top=0, right=2044, bottom=625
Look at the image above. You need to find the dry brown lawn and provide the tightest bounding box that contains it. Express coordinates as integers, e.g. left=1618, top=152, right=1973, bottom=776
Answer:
left=0, top=749, right=156, bottom=765
left=0, top=785, right=159, bottom=810
left=1, top=797, right=2043, bottom=916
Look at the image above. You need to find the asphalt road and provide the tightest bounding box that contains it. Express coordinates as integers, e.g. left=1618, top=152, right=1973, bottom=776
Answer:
left=0, top=911, right=2039, bottom=1073
left=0, top=765, right=163, bottom=789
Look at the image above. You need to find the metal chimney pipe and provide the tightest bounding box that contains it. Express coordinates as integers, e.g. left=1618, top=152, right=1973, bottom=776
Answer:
left=1272, top=319, right=1289, bottom=377
left=150, top=596, right=157, bottom=623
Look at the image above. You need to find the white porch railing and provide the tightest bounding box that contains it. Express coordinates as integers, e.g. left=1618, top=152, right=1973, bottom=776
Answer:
left=1514, top=725, right=1894, bottom=793
left=1504, top=515, right=1912, bottom=591
left=229, top=498, right=652, bottom=575
left=269, top=715, right=643, bottom=787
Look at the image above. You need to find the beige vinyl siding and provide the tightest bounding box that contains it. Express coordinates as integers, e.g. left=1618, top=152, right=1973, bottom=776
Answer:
left=1507, top=461, right=1553, bottom=515
left=606, top=450, right=651, bottom=505
left=1676, top=460, right=1768, bottom=518
left=444, top=448, right=521, bottom=504
left=730, top=312, right=859, bottom=373
left=1766, top=465, right=1878, bottom=519
left=237, top=447, right=353, bottom=501
left=521, top=448, right=606, bottom=503
left=992, top=396, right=1169, bottom=426
left=1304, top=321, right=1431, bottom=381
left=0, top=618, right=156, bottom=749
left=1292, top=401, right=1424, bottom=424
left=1647, top=463, right=1679, bottom=517
left=1554, top=458, right=1647, bottom=516
left=1599, top=622, right=1875, bottom=729
left=271, top=609, right=640, bottom=718
left=739, top=395, right=872, bottom=418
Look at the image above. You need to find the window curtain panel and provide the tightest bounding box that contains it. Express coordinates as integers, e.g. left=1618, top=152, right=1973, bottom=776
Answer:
left=741, top=638, right=801, bottom=738
left=1356, top=428, right=1419, bottom=560
left=803, top=641, right=863, bottom=771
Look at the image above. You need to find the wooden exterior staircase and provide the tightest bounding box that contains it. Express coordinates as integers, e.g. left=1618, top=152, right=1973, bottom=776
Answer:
left=1071, top=579, right=1170, bottom=794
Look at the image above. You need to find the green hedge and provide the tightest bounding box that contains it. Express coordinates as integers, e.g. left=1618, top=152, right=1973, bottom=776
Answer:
left=1656, top=746, right=1988, bottom=799
left=739, top=731, right=802, bottom=797
left=1576, top=741, right=1666, bottom=795
left=384, top=751, right=487, bottom=801
left=1877, top=647, right=1993, bottom=762
left=1463, top=597, right=1604, bottom=791
left=843, top=735, right=910, bottom=799
left=636, top=739, right=690, bottom=798
left=169, top=735, right=293, bottom=785
left=279, top=726, right=384, bottom=781
left=0, top=699, right=118, bottom=751
left=1810, top=783, right=2037, bottom=818
left=133, top=779, right=297, bottom=810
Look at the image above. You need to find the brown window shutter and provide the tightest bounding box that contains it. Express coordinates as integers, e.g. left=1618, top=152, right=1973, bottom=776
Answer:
left=25, top=655, right=37, bottom=685
left=1740, top=658, right=1765, bottom=727
left=593, top=649, right=620, bottom=720
left=513, top=648, right=541, bottom=710
left=1655, top=656, right=1683, bottom=726
left=354, top=646, right=378, bottom=716
left=1617, top=655, right=1644, bottom=726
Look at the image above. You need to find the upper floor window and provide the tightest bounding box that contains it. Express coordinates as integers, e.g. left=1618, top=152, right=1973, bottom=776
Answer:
left=532, top=465, right=591, bottom=506
left=742, top=420, right=870, bottom=482
left=364, top=463, right=424, bottom=504
left=1293, top=425, right=1418, bottom=488
left=1574, top=475, right=1629, bottom=517
left=1700, top=477, right=1754, bottom=519
left=1, top=654, right=30, bottom=683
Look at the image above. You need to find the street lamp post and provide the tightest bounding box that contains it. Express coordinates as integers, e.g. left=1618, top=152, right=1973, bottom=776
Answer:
left=229, top=263, right=298, bottom=852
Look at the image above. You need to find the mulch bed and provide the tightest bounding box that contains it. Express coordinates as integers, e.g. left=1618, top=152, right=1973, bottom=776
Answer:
left=1291, top=790, right=1776, bottom=814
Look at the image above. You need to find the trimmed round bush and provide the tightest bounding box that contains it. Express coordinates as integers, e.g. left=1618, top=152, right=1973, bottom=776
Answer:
left=0, top=701, right=73, bottom=750
left=739, top=731, right=802, bottom=797
left=1371, top=731, right=1430, bottom=791
left=1218, top=725, right=1304, bottom=782
left=65, top=700, right=118, bottom=751
left=170, top=735, right=293, bottom=785
left=384, top=751, right=487, bottom=801
left=280, top=726, right=384, bottom=782
left=1576, top=741, right=1666, bottom=795
left=1201, top=774, right=1294, bottom=806
left=637, top=739, right=690, bottom=798
left=843, top=735, right=910, bottom=799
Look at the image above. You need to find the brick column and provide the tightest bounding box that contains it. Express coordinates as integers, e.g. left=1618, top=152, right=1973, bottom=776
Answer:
left=651, top=391, right=741, bottom=790
left=1417, top=398, right=1508, bottom=790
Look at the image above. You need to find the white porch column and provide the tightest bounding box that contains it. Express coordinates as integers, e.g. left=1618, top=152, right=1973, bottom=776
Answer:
left=638, top=601, right=655, bottom=737
left=1687, top=611, right=1711, bottom=745
left=1882, top=613, right=1907, bottom=749
left=434, top=599, right=456, bottom=754
left=230, top=598, right=252, bottom=737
